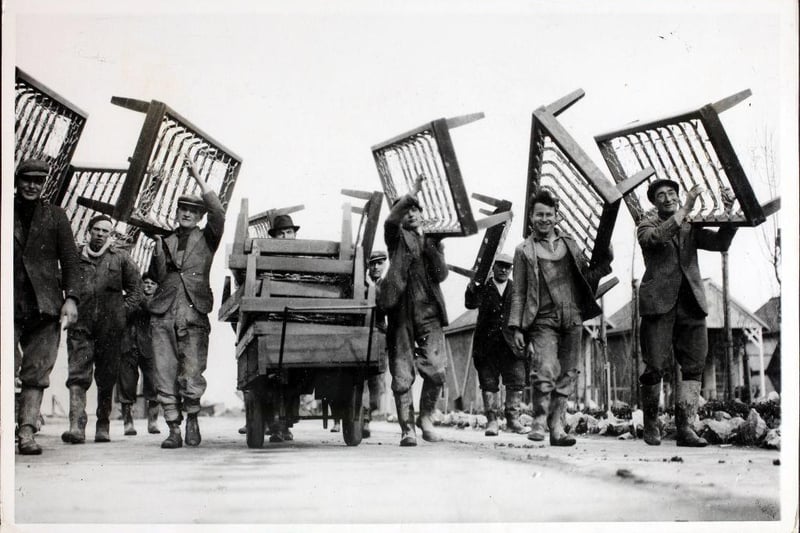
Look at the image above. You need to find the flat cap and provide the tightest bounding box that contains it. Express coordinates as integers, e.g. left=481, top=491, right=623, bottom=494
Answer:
left=177, top=194, right=207, bottom=211
left=368, top=250, right=388, bottom=263
left=494, top=253, right=513, bottom=265
left=16, top=159, right=50, bottom=179
left=646, top=179, right=680, bottom=203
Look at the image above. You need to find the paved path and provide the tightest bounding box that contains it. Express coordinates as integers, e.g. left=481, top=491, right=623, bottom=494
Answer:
left=13, top=416, right=781, bottom=525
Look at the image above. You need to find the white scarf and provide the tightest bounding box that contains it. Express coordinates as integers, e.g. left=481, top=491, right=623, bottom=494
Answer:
left=82, top=239, right=112, bottom=261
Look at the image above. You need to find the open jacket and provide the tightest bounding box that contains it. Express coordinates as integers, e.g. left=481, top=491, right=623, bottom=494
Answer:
left=147, top=191, right=225, bottom=315
left=14, top=198, right=80, bottom=318
left=380, top=194, right=449, bottom=326
left=465, top=277, right=517, bottom=356
left=637, top=212, right=737, bottom=317
left=508, top=230, right=610, bottom=331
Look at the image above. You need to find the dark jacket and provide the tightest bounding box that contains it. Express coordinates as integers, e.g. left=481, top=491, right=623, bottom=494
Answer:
left=14, top=197, right=80, bottom=318
left=637, top=212, right=737, bottom=316
left=508, top=230, right=610, bottom=331
left=124, top=297, right=154, bottom=358
left=382, top=194, right=449, bottom=325
left=148, top=191, right=225, bottom=315
left=465, top=277, right=517, bottom=356
left=74, top=244, right=143, bottom=329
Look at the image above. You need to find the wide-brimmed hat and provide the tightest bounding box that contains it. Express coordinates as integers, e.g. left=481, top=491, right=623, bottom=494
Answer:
left=646, top=179, right=680, bottom=202
left=368, top=250, right=388, bottom=264
left=16, top=159, right=50, bottom=181
left=494, top=253, right=513, bottom=266
left=269, top=214, right=300, bottom=237
left=177, top=194, right=207, bottom=212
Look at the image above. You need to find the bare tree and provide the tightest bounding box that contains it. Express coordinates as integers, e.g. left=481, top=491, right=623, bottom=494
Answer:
left=749, top=128, right=781, bottom=296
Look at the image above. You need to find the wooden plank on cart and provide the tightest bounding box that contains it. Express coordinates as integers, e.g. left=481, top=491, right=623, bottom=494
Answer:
left=255, top=330, right=381, bottom=368
left=227, top=255, right=354, bottom=274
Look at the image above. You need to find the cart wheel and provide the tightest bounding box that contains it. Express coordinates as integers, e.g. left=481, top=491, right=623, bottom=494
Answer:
left=342, top=382, right=364, bottom=447
left=245, top=390, right=265, bottom=448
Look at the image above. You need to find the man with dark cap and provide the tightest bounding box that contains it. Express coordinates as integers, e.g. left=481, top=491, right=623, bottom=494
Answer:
left=465, top=253, right=529, bottom=437
left=331, top=248, right=389, bottom=436
left=14, top=159, right=81, bottom=455
left=508, top=188, right=612, bottom=447
left=637, top=180, right=737, bottom=447
left=117, top=273, right=162, bottom=436
left=148, top=156, right=225, bottom=449
left=62, top=214, right=143, bottom=444
left=361, top=249, right=389, bottom=438
left=381, top=175, right=449, bottom=446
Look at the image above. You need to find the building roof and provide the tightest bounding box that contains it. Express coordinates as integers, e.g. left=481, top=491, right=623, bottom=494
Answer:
left=754, top=296, right=781, bottom=332
left=607, top=278, right=769, bottom=335
left=444, top=309, right=478, bottom=335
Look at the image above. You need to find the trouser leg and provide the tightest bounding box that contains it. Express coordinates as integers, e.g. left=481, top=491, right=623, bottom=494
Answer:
left=117, top=349, right=140, bottom=405
left=152, top=314, right=182, bottom=425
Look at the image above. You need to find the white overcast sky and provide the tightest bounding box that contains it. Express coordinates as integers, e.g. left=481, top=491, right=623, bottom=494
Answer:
left=3, top=0, right=797, bottom=411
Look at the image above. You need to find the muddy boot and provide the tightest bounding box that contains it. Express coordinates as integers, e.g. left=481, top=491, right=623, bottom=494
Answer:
left=161, top=421, right=183, bottom=449
left=147, top=401, right=161, bottom=434
left=185, top=413, right=201, bottom=446
left=94, top=389, right=112, bottom=443
left=394, top=392, right=417, bottom=447
left=527, top=390, right=549, bottom=441
left=483, top=391, right=499, bottom=436
left=61, top=386, right=87, bottom=444
left=122, top=403, right=137, bottom=436
left=330, top=419, right=341, bottom=433
left=417, top=381, right=442, bottom=443
left=504, top=389, right=529, bottom=434
left=641, top=383, right=662, bottom=446
left=18, top=388, right=44, bottom=455
left=548, top=394, right=576, bottom=447
left=676, top=380, right=708, bottom=448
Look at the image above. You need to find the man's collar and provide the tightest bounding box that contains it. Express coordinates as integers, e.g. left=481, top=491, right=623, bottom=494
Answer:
left=532, top=228, right=565, bottom=243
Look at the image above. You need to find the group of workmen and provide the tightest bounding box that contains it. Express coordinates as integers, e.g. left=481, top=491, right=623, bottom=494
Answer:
left=14, top=156, right=223, bottom=453
left=14, top=155, right=737, bottom=455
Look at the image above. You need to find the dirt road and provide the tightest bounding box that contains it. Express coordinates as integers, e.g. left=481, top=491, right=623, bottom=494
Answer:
left=13, top=415, right=780, bottom=525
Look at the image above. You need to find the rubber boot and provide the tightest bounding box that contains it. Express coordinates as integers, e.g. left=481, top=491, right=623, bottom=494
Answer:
left=94, top=389, right=112, bottom=443
left=504, top=389, right=530, bottom=434
left=641, top=383, right=662, bottom=446
left=61, top=386, right=87, bottom=444
left=548, top=394, right=576, bottom=447
left=527, top=390, right=549, bottom=441
left=483, top=391, right=499, bottom=437
left=161, top=421, right=183, bottom=449
left=185, top=413, right=201, bottom=446
left=147, top=400, right=161, bottom=434
left=676, top=380, right=708, bottom=447
left=18, top=388, right=44, bottom=455
left=417, top=381, right=442, bottom=443
left=122, top=403, right=137, bottom=436
left=394, top=392, right=417, bottom=447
